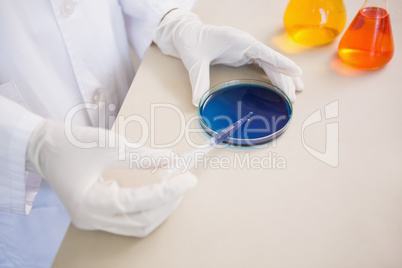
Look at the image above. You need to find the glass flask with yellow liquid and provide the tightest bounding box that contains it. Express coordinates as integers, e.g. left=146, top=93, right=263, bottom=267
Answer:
left=338, top=0, right=394, bottom=69
left=284, top=0, right=347, bottom=46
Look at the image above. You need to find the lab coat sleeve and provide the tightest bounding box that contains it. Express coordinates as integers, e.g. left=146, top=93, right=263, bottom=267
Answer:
left=119, top=0, right=197, bottom=58
left=0, top=94, right=44, bottom=215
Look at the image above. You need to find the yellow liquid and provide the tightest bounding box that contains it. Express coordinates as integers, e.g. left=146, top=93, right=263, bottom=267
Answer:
left=284, top=0, right=347, bottom=46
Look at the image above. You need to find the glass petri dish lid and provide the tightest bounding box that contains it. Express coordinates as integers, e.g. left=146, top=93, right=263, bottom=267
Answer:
left=198, top=79, right=293, bottom=146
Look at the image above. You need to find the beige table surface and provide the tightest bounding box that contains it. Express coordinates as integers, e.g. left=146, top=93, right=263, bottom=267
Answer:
left=54, top=0, right=402, bottom=267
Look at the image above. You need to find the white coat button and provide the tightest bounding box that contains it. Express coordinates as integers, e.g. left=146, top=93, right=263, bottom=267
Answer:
left=92, top=90, right=102, bottom=104
left=61, top=0, right=75, bottom=17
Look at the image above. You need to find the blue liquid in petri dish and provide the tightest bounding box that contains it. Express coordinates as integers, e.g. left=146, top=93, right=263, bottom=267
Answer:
left=199, top=82, right=292, bottom=146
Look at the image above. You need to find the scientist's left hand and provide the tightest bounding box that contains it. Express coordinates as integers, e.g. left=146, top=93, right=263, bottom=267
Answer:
left=153, top=9, right=304, bottom=106
left=26, top=119, right=197, bottom=237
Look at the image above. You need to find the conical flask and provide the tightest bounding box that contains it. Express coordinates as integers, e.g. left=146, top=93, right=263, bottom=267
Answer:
left=338, top=0, right=394, bottom=69
left=284, top=0, right=347, bottom=46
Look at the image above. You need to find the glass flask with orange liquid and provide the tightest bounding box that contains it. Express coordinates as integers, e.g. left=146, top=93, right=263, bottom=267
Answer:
left=338, top=0, right=394, bottom=69
left=284, top=0, right=347, bottom=46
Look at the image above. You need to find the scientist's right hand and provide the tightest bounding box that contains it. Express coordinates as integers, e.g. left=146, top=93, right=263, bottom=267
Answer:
left=25, top=119, right=197, bottom=237
left=153, top=9, right=304, bottom=106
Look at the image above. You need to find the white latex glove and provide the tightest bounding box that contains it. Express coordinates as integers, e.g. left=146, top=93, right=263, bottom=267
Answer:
left=26, top=119, right=197, bottom=237
left=153, top=9, right=304, bottom=106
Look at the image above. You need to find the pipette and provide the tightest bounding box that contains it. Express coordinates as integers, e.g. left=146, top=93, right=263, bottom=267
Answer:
left=160, top=112, right=254, bottom=180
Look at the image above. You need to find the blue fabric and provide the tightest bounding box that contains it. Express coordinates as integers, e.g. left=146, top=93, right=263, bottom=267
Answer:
left=0, top=181, right=70, bottom=268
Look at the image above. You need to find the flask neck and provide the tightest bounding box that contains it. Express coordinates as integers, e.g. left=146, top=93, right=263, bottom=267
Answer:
left=362, top=0, right=388, bottom=11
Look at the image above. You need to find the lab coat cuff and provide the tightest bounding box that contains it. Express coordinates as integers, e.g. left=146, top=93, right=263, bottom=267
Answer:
left=11, top=112, right=44, bottom=215
left=159, top=9, right=198, bottom=27
left=0, top=103, right=44, bottom=215
left=152, top=9, right=199, bottom=58
left=121, top=0, right=196, bottom=58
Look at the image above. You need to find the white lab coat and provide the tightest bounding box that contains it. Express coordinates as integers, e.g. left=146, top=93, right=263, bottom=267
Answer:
left=0, top=0, right=195, bottom=267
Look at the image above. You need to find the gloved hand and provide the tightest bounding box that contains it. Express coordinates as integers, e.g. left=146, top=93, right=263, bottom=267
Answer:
left=153, top=9, right=304, bottom=106
left=25, top=119, right=197, bottom=237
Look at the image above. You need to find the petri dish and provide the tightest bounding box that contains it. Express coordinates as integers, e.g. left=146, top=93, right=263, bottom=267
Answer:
left=198, top=79, right=293, bottom=146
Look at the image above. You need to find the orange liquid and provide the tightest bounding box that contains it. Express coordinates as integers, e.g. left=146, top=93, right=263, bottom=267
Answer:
left=338, top=7, right=394, bottom=69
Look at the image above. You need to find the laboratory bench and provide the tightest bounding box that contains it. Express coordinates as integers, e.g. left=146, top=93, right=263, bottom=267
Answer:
left=53, top=0, right=402, bottom=267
